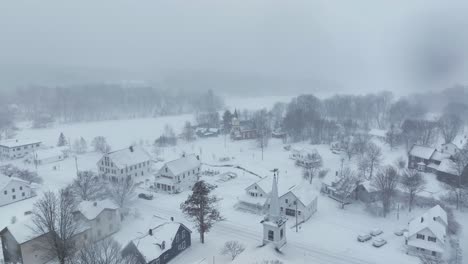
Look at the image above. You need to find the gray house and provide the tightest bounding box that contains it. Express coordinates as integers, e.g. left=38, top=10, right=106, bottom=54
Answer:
left=122, top=221, right=192, bottom=264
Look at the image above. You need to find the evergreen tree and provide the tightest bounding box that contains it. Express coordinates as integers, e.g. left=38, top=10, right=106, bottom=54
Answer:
left=182, top=121, right=196, bottom=142
left=57, top=132, right=68, bottom=147
left=180, top=181, right=223, bottom=244
left=79, top=137, right=87, bottom=152
left=222, top=110, right=233, bottom=133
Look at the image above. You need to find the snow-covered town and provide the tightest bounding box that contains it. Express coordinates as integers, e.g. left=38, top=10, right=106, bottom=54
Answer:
left=1, top=1, right=468, bottom=264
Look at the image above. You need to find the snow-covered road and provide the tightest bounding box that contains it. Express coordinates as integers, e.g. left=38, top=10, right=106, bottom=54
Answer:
left=137, top=201, right=376, bottom=264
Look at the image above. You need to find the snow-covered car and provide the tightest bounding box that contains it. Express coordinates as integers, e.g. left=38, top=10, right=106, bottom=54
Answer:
left=357, top=234, right=372, bottom=242
left=370, top=229, right=383, bottom=236
left=394, top=230, right=404, bottom=236
left=372, top=238, right=387, bottom=247
left=138, top=193, right=154, bottom=200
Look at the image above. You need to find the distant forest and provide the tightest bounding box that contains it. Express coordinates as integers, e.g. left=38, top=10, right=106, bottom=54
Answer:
left=0, top=85, right=223, bottom=123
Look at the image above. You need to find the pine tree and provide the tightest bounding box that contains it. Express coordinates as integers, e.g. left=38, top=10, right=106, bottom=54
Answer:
left=57, top=132, right=67, bottom=147
left=222, top=110, right=233, bottom=133
left=182, top=121, right=196, bottom=142
left=180, top=181, right=223, bottom=244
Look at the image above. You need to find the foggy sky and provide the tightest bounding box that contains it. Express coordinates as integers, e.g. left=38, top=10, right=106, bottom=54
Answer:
left=1, top=0, right=468, bottom=95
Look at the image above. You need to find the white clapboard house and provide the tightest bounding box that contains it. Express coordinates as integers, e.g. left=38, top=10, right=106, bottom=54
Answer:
left=0, top=175, right=35, bottom=207
left=405, top=205, right=448, bottom=258
left=72, top=199, right=121, bottom=242
left=154, top=154, right=201, bottom=193
left=238, top=176, right=318, bottom=222
left=97, top=146, right=152, bottom=181
left=0, top=139, right=42, bottom=160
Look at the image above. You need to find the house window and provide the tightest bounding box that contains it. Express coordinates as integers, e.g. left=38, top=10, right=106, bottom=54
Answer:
left=268, top=230, right=274, bottom=241
left=254, top=186, right=257, bottom=189
left=12, top=195, right=16, bottom=200
left=432, top=251, right=436, bottom=256
left=20, top=186, right=23, bottom=190
left=181, top=241, right=186, bottom=250
left=416, top=234, right=425, bottom=240
left=165, top=167, right=168, bottom=172
left=280, top=228, right=284, bottom=239
left=428, top=236, right=436, bottom=242
left=285, top=199, right=288, bottom=203
left=3, top=190, right=6, bottom=195
left=176, top=234, right=179, bottom=243
left=182, top=230, right=186, bottom=239
left=22, top=192, right=25, bottom=197
left=12, top=188, right=15, bottom=193
left=298, top=211, right=301, bottom=216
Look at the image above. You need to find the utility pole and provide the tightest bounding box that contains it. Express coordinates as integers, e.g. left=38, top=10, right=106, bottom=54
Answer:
left=74, top=155, right=79, bottom=176
left=295, top=198, right=298, bottom=233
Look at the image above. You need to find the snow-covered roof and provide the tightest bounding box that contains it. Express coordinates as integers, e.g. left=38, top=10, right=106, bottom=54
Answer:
left=408, top=205, right=447, bottom=242
left=409, top=145, right=436, bottom=160
left=33, top=147, right=65, bottom=160
left=130, top=222, right=189, bottom=262
left=430, top=151, right=451, bottom=162
left=368, top=129, right=387, bottom=138
left=285, top=185, right=318, bottom=206
left=75, top=199, right=119, bottom=220
left=247, top=175, right=296, bottom=196
left=450, top=134, right=468, bottom=149
left=360, top=180, right=378, bottom=193
left=4, top=217, right=41, bottom=244
left=106, top=146, right=151, bottom=168
left=0, top=175, right=30, bottom=190
left=164, top=154, right=200, bottom=176
left=0, top=138, right=41, bottom=148
left=437, top=159, right=458, bottom=176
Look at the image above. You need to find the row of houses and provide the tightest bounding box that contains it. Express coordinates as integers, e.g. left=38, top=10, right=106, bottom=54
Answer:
left=408, top=145, right=460, bottom=184
left=1, top=198, right=193, bottom=264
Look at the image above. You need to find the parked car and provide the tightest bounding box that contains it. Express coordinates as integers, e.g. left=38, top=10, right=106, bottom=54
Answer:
left=138, top=193, right=154, bottom=200
left=357, top=234, right=372, bottom=242
left=394, top=230, right=404, bottom=236
left=370, top=229, right=383, bottom=236
left=372, top=238, right=387, bottom=247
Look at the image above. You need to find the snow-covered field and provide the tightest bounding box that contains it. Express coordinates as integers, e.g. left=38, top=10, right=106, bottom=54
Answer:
left=1, top=114, right=467, bottom=264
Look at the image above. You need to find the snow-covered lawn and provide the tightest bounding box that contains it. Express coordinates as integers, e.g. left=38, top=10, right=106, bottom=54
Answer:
left=0, top=116, right=464, bottom=264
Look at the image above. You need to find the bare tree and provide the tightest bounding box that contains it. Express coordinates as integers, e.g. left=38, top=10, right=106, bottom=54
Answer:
left=73, top=137, right=88, bottom=154
left=302, top=151, right=324, bottom=184
left=363, top=142, right=382, bottom=179
left=335, top=167, right=359, bottom=209
left=449, top=144, right=468, bottom=210
left=253, top=109, right=271, bottom=161
left=220, top=240, right=245, bottom=260
left=439, top=113, right=463, bottom=144
left=92, top=136, right=111, bottom=153
left=31, top=187, right=78, bottom=264
left=342, top=136, right=355, bottom=160
left=400, top=170, right=425, bottom=212
left=0, top=164, right=43, bottom=184
left=418, top=254, right=444, bottom=264
left=372, top=166, right=399, bottom=217
left=108, top=177, right=135, bottom=209
left=71, top=170, right=104, bottom=201
left=71, top=238, right=139, bottom=264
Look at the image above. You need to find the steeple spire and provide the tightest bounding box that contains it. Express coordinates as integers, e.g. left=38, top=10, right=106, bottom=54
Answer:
left=268, top=171, right=280, bottom=221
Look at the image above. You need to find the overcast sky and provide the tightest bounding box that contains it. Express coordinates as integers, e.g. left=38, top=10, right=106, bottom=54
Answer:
left=1, top=0, right=468, bottom=95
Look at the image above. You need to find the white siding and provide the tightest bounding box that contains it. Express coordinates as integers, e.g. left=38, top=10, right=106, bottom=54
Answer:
left=0, top=181, right=34, bottom=207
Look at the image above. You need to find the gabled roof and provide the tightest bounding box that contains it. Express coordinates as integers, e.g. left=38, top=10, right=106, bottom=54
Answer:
left=246, top=175, right=295, bottom=196
left=409, top=145, right=436, bottom=160
left=437, top=159, right=458, bottom=176
left=106, top=146, right=151, bottom=168
left=284, top=185, right=318, bottom=206
left=75, top=199, right=119, bottom=220
left=130, top=222, right=190, bottom=262
left=163, top=154, right=200, bottom=176
left=0, top=175, right=30, bottom=190
left=368, top=128, right=387, bottom=138
left=33, top=147, right=66, bottom=160
left=430, top=151, right=451, bottom=162
left=3, top=217, right=41, bottom=244
left=408, top=205, right=447, bottom=241
left=0, top=138, right=41, bottom=148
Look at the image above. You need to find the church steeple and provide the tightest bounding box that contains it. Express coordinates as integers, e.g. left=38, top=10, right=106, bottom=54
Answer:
left=268, top=171, right=280, bottom=221
left=261, top=169, right=287, bottom=250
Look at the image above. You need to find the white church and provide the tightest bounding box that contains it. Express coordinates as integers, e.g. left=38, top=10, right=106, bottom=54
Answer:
left=261, top=170, right=288, bottom=250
